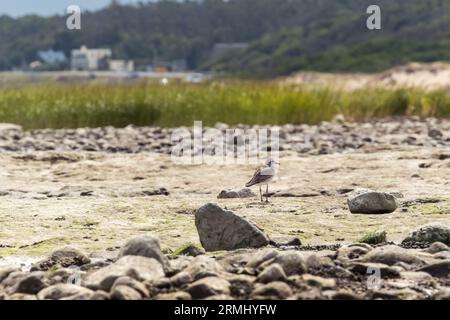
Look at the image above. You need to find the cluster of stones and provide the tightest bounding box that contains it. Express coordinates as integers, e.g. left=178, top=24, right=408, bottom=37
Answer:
left=0, top=204, right=449, bottom=300
left=0, top=117, right=449, bottom=154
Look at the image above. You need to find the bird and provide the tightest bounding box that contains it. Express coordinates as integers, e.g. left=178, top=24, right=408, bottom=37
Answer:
left=245, top=159, right=280, bottom=202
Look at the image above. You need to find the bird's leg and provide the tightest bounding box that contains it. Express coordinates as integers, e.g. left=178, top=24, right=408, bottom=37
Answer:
left=266, top=184, right=269, bottom=202
left=259, top=186, right=263, bottom=202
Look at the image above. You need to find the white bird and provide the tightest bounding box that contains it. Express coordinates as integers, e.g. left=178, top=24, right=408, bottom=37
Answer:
left=245, top=159, right=280, bottom=202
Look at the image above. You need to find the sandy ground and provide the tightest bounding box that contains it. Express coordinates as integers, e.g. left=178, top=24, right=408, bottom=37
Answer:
left=0, top=145, right=449, bottom=267
left=282, top=62, right=450, bottom=91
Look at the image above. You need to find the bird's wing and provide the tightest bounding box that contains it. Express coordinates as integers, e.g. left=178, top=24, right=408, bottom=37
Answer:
left=245, top=166, right=274, bottom=187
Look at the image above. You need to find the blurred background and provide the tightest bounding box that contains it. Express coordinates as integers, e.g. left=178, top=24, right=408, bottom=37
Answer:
left=0, top=0, right=450, bottom=128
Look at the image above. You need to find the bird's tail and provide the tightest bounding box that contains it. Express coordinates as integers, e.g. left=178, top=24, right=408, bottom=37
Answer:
left=245, top=181, right=254, bottom=188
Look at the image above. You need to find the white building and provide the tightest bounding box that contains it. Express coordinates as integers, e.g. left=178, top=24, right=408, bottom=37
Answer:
left=109, top=59, right=134, bottom=72
left=71, top=46, right=112, bottom=71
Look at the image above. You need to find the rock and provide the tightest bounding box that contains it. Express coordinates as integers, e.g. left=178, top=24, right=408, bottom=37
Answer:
left=247, top=249, right=280, bottom=269
left=31, top=246, right=90, bottom=271
left=259, top=250, right=307, bottom=276
left=0, top=123, right=22, bottom=132
left=418, top=261, right=450, bottom=278
left=428, top=129, right=443, bottom=139
left=111, top=285, right=142, bottom=300
left=118, top=234, right=169, bottom=269
left=195, top=203, right=269, bottom=251
left=186, top=277, right=231, bottom=299
left=251, top=282, right=293, bottom=300
left=90, top=291, right=110, bottom=300
left=37, top=284, right=94, bottom=300
left=111, top=276, right=149, bottom=298
left=256, top=264, right=287, bottom=284
left=224, top=274, right=255, bottom=297
left=183, top=256, right=224, bottom=281
left=349, top=262, right=401, bottom=278
left=9, top=272, right=48, bottom=295
left=170, top=271, right=194, bottom=287
left=156, top=291, right=192, bottom=300
left=423, top=242, right=449, bottom=254
left=336, top=245, right=372, bottom=263
left=217, top=188, right=256, bottom=199
left=359, top=245, right=426, bottom=266
left=85, top=256, right=164, bottom=291
left=348, top=189, right=397, bottom=214
left=368, top=288, right=419, bottom=300
left=301, top=274, right=336, bottom=290
left=205, top=294, right=233, bottom=300
left=402, top=224, right=450, bottom=247
left=433, top=288, right=450, bottom=300
left=0, top=267, right=18, bottom=284
left=331, top=291, right=362, bottom=300
left=359, top=230, right=387, bottom=245
left=7, top=293, right=37, bottom=300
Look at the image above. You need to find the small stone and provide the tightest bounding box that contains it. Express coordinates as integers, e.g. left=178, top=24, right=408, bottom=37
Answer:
left=10, top=273, right=48, bottom=295
left=31, top=246, right=90, bottom=271
left=331, top=291, right=362, bottom=300
left=217, top=188, right=256, bottom=199
left=247, top=249, right=279, bottom=269
left=0, top=267, right=18, bottom=284
left=349, top=262, right=401, bottom=278
left=37, top=284, right=94, bottom=300
left=186, top=277, right=231, bottom=299
left=251, top=282, right=293, bottom=300
left=118, top=234, right=169, bottom=269
left=402, top=224, right=450, bottom=247
left=195, top=203, right=269, bottom=251
left=183, top=256, right=224, bottom=281
left=170, top=271, right=194, bottom=287
left=424, top=242, right=449, bottom=254
left=256, top=264, right=287, bottom=284
left=418, top=261, right=450, bottom=278
left=259, top=250, right=307, bottom=276
left=111, top=276, right=149, bottom=298
left=7, top=293, right=37, bottom=300
left=359, top=245, right=426, bottom=266
left=347, top=189, right=397, bottom=214
left=156, top=291, right=192, bottom=300
left=111, top=285, right=142, bottom=300
left=85, top=256, right=164, bottom=291
left=90, top=291, right=110, bottom=300
left=301, top=274, right=336, bottom=290
left=433, top=288, right=450, bottom=300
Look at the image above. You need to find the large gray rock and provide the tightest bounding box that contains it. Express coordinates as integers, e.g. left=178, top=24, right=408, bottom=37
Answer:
left=118, top=234, right=169, bottom=268
left=402, top=224, right=450, bottom=247
left=85, top=256, right=164, bottom=291
left=347, top=189, right=397, bottom=214
left=31, top=246, right=90, bottom=271
left=217, top=188, right=256, bottom=199
left=195, top=203, right=269, bottom=251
